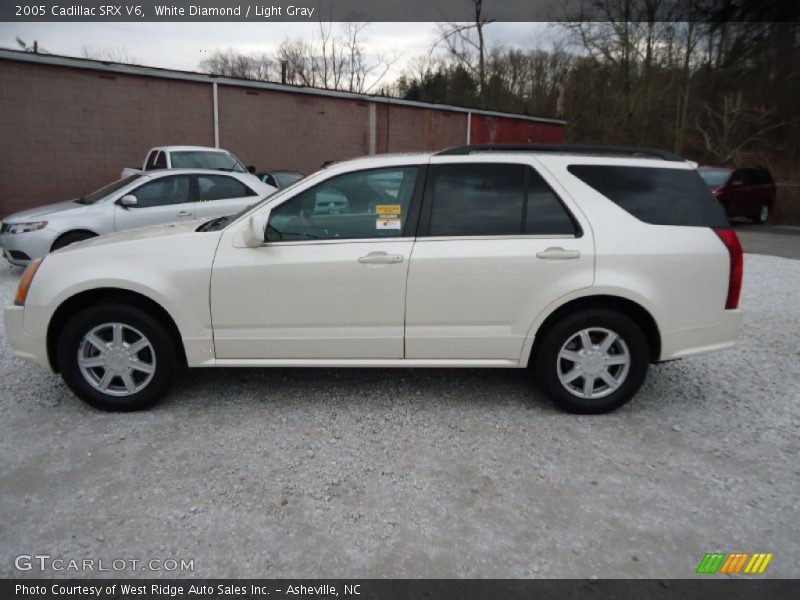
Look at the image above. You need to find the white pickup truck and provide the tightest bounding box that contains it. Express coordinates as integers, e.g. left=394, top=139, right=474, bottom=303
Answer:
left=121, top=146, right=259, bottom=182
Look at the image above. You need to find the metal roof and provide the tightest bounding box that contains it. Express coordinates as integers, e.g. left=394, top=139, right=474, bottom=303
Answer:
left=0, top=48, right=567, bottom=126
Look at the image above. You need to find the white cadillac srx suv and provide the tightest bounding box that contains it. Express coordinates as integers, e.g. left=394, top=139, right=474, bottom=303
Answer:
left=4, top=145, right=744, bottom=413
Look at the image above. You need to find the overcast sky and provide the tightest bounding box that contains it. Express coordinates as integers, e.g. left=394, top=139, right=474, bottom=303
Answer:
left=0, top=22, right=563, bottom=83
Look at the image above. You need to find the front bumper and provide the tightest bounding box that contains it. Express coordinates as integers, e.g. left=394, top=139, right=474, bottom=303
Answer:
left=660, top=309, right=744, bottom=361
left=3, top=305, right=51, bottom=370
left=0, top=229, right=57, bottom=266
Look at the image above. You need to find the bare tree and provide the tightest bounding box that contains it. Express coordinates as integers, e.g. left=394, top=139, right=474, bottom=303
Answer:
left=274, top=22, right=396, bottom=93
left=695, top=92, right=791, bottom=163
left=199, top=48, right=275, bottom=81
left=81, top=46, right=138, bottom=64
left=433, top=0, right=494, bottom=97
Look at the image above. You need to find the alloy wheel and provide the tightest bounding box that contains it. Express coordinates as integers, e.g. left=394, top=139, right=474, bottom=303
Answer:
left=77, top=322, right=156, bottom=397
left=557, top=327, right=631, bottom=399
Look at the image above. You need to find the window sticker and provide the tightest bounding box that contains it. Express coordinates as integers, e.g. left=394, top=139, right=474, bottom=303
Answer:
left=376, top=218, right=402, bottom=230
left=376, top=204, right=401, bottom=216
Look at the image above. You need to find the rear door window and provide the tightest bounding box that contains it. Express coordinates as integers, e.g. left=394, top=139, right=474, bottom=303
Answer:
left=429, top=164, right=524, bottom=236
left=742, top=169, right=759, bottom=186
left=567, top=165, right=729, bottom=228
left=428, top=163, right=577, bottom=237
left=525, top=169, right=578, bottom=235
left=197, top=175, right=256, bottom=202
left=730, top=170, right=746, bottom=185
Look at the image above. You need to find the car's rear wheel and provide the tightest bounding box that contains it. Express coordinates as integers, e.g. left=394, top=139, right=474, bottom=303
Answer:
left=51, top=231, right=95, bottom=251
left=57, top=303, right=176, bottom=411
left=533, top=309, right=649, bottom=414
left=754, top=202, right=770, bottom=224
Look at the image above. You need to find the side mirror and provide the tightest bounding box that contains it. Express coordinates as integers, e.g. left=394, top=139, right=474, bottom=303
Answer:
left=247, top=165, right=256, bottom=174
left=242, top=213, right=267, bottom=248
left=118, top=194, right=138, bottom=207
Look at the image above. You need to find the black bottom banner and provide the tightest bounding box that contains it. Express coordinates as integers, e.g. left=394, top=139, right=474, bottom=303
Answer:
left=2, top=579, right=799, bottom=600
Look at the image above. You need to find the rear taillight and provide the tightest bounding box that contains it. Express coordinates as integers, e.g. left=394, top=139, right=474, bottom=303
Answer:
left=713, top=227, right=743, bottom=310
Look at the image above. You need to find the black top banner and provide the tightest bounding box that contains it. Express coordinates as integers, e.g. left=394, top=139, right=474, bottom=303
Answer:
left=4, top=0, right=800, bottom=22
left=3, top=579, right=800, bottom=600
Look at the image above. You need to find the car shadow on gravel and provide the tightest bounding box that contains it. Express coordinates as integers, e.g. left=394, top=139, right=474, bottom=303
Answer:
left=167, top=366, right=560, bottom=413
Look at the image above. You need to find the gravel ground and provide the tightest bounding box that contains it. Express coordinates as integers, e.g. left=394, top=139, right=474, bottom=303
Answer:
left=0, top=254, right=798, bottom=579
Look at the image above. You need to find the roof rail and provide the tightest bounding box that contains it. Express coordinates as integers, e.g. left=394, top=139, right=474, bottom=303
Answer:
left=435, top=144, right=684, bottom=162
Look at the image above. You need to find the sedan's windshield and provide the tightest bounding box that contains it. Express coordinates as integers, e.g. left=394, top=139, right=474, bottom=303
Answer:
left=171, top=151, right=246, bottom=173
left=74, top=175, right=142, bottom=204
left=698, top=168, right=732, bottom=188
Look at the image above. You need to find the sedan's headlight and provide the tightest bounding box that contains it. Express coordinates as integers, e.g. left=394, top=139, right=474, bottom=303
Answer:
left=6, top=221, right=48, bottom=234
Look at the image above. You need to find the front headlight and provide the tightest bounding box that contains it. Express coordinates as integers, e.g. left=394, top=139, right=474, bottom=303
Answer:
left=6, top=221, right=48, bottom=234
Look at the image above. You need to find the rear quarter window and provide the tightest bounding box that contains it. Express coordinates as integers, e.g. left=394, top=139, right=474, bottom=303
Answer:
left=567, top=165, right=729, bottom=228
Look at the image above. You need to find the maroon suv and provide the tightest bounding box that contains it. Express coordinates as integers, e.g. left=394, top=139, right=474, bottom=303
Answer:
left=698, top=166, right=776, bottom=224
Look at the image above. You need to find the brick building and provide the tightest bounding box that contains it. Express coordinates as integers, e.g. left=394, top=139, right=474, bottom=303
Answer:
left=0, top=49, right=566, bottom=218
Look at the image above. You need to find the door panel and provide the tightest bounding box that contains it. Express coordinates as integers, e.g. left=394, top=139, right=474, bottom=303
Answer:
left=405, top=159, right=593, bottom=361
left=194, top=174, right=260, bottom=220
left=113, top=175, right=195, bottom=231
left=210, top=164, right=423, bottom=360
left=210, top=240, right=414, bottom=359
left=405, top=237, right=594, bottom=360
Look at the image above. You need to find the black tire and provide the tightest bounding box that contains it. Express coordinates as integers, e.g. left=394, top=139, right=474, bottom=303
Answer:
left=57, top=303, right=177, bottom=411
left=51, top=231, right=95, bottom=251
left=533, top=309, right=649, bottom=414
left=753, top=202, right=770, bottom=224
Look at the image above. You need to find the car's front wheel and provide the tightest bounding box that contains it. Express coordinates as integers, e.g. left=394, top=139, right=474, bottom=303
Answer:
left=533, top=309, right=649, bottom=414
left=57, top=303, right=177, bottom=411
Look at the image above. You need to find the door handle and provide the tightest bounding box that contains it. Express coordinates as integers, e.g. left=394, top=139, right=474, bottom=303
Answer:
left=536, top=247, right=580, bottom=260
left=358, top=252, right=404, bottom=265
left=176, top=210, right=192, bottom=217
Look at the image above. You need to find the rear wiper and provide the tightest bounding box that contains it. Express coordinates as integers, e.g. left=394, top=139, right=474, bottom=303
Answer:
left=74, top=197, right=89, bottom=204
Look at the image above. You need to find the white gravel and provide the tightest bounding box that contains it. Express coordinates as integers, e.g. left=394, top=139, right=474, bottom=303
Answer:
left=0, top=254, right=798, bottom=578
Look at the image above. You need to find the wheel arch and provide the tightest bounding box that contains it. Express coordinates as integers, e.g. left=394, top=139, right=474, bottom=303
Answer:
left=46, top=288, right=187, bottom=373
left=50, top=229, right=99, bottom=252
left=527, top=294, right=662, bottom=367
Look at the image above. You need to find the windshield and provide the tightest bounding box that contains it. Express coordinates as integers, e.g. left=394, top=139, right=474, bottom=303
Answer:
left=75, top=175, right=142, bottom=204
left=698, top=168, right=731, bottom=188
left=171, top=151, right=246, bottom=173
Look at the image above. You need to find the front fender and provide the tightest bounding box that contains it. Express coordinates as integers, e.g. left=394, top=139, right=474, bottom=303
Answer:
left=21, top=232, right=219, bottom=365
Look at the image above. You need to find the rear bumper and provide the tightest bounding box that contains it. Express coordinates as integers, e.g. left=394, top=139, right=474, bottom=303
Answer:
left=3, top=305, right=51, bottom=370
left=659, top=309, right=744, bottom=361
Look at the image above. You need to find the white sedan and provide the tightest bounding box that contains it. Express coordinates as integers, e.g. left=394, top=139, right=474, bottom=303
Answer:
left=0, top=170, right=276, bottom=266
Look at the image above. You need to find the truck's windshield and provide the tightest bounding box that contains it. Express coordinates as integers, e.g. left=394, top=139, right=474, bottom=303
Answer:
left=171, top=151, right=246, bottom=173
